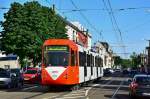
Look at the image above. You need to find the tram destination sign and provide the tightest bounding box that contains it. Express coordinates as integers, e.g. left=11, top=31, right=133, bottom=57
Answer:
left=46, top=46, right=68, bottom=51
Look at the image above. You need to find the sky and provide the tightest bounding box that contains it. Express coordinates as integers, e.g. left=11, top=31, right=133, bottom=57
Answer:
left=0, top=0, right=150, bottom=58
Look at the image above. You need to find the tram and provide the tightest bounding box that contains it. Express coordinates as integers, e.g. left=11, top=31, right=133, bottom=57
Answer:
left=41, top=39, right=103, bottom=87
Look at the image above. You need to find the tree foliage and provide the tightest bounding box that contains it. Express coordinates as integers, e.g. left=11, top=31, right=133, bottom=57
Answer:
left=0, top=1, right=67, bottom=67
left=121, top=59, right=132, bottom=68
left=114, top=56, right=122, bottom=66
left=130, top=52, right=141, bottom=68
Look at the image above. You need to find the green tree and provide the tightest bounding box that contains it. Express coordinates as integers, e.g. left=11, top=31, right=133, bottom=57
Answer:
left=121, top=59, right=132, bottom=68
left=114, top=56, right=122, bottom=66
left=130, top=52, right=141, bottom=68
left=0, top=1, right=67, bottom=67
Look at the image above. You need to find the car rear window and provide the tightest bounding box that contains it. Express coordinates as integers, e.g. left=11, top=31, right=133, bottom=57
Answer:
left=25, top=69, right=37, bottom=74
left=135, top=76, right=150, bottom=85
left=0, top=72, right=10, bottom=78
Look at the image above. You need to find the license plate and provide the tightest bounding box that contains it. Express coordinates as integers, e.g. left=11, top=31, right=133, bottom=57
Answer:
left=143, top=93, right=150, bottom=96
left=24, top=78, right=29, bottom=80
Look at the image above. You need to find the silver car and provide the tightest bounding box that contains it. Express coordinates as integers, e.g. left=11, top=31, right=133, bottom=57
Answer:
left=0, top=68, right=17, bottom=88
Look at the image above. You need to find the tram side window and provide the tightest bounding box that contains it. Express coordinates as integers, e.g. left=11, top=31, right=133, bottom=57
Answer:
left=71, top=49, right=75, bottom=66
left=95, top=57, right=98, bottom=67
left=98, top=57, right=100, bottom=67
left=92, top=56, right=94, bottom=67
left=91, top=55, right=94, bottom=75
left=97, top=57, right=99, bottom=67
left=83, top=52, right=87, bottom=66
left=79, top=52, right=84, bottom=66
left=101, top=59, right=103, bottom=67
left=87, top=54, right=90, bottom=67
left=90, top=54, right=93, bottom=67
left=76, top=51, right=78, bottom=66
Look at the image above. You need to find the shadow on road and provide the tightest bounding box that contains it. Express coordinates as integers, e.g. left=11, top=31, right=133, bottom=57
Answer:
left=104, top=94, right=130, bottom=99
left=0, top=83, right=72, bottom=93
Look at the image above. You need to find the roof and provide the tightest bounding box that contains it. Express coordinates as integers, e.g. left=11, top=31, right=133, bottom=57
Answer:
left=44, top=39, right=78, bottom=50
left=57, top=14, right=91, bottom=38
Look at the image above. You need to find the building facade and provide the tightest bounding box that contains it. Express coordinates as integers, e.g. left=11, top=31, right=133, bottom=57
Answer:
left=0, top=52, right=19, bottom=69
left=92, top=41, right=114, bottom=69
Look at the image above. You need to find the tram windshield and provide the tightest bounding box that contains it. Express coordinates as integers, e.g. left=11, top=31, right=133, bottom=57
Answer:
left=44, top=46, right=69, bottom=66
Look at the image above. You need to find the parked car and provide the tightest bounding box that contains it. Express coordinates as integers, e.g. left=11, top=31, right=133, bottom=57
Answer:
left=104, top=68, right=113, bottom=76
left=122, top=69, right=129, bottom=75
left=114, top=69, right=121, bottom=72
left=23, top=68, right=41, bottom=83
left=129, top=74, right=150, bottom=98
left=129, top=70, right=139, bottom=78
left=10, top=68, right=24, bottom=87
left=0, top=68, right=23, bottom=88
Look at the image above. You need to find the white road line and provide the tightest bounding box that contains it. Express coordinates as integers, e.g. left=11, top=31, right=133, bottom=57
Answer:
left=111, top=80, right=124, bottom=99
left=71, top=90, right=85, bottom=93
left=55, top=96, right=85, bottom=99
left=85, top=77, right=112, bottom=96
left=44, top=77, right=113, bottom=99
left=63, top=93, right=84, bottom=96
left=42, top=95, right=60, bottom=99
left=22, top=85, right=39, bottom=91
left=105, top=77, right=112, bottom=80
left=85, top=84, right=99, bottom=96
left=42, top=95, right=61, bottom=99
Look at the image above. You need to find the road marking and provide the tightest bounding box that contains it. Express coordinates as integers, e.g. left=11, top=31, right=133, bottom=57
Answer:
left=71, top=90, right=85, bottom=93
left=22, top=85, right=39, bottom=91
left=63, top=93, right=84, bottom=96
left=85, top=84, right=99, bottom=96
left=85, top=77, right=112, bottom=97
left=42, top=95, right=60, bottom=99
left=105, top=77, right=112, bottom=80
left=111, top=80, right=124, bottom=99
left=44, top=77, right=113, bottom=99
left=55, top=96, right=85, bottom=99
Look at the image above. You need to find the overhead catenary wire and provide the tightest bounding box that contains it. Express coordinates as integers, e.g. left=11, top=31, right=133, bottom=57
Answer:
left=69, top=0, right=104, bottom=41
left=101, top=0, right=126, bottom=58
left=58, top=6, right=150, bottom=12
left=101, top=0, right=120, bottom=44
left=107, top=0, right=123, bottom=42
left=0, top=7, right=9, bottom=9
left=2, top=6, right=150, bottom=11
left=44, top=0, right=104, bottom=41
left=107, top=0, right=126, bottom=56
left=44, top=0, right=77, bottom=26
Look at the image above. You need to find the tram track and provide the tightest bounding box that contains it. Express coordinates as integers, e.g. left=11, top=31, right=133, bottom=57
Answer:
left=85, top=77, right=113, bottom=98
left=46, top=77, right=113, bottom=99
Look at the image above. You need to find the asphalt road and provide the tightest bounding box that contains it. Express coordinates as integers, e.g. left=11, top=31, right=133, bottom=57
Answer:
left=0, top=72, right=131, bottom=99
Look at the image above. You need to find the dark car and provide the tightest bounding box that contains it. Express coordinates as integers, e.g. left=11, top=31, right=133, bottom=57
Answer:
left=10, top=68, right=24, bottom=88
left=104, top=68, right=112, bottom=76
left=129, top=74, right=150, bottom=98
left=129, top=70, right=139, bottom=78
left=0, top=68, right=23, bottom=88
left=122, top=69, right=129, bottom=75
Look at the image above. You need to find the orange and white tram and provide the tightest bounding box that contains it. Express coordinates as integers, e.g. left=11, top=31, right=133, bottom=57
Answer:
left=41, top=39, right=103, bottom=86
